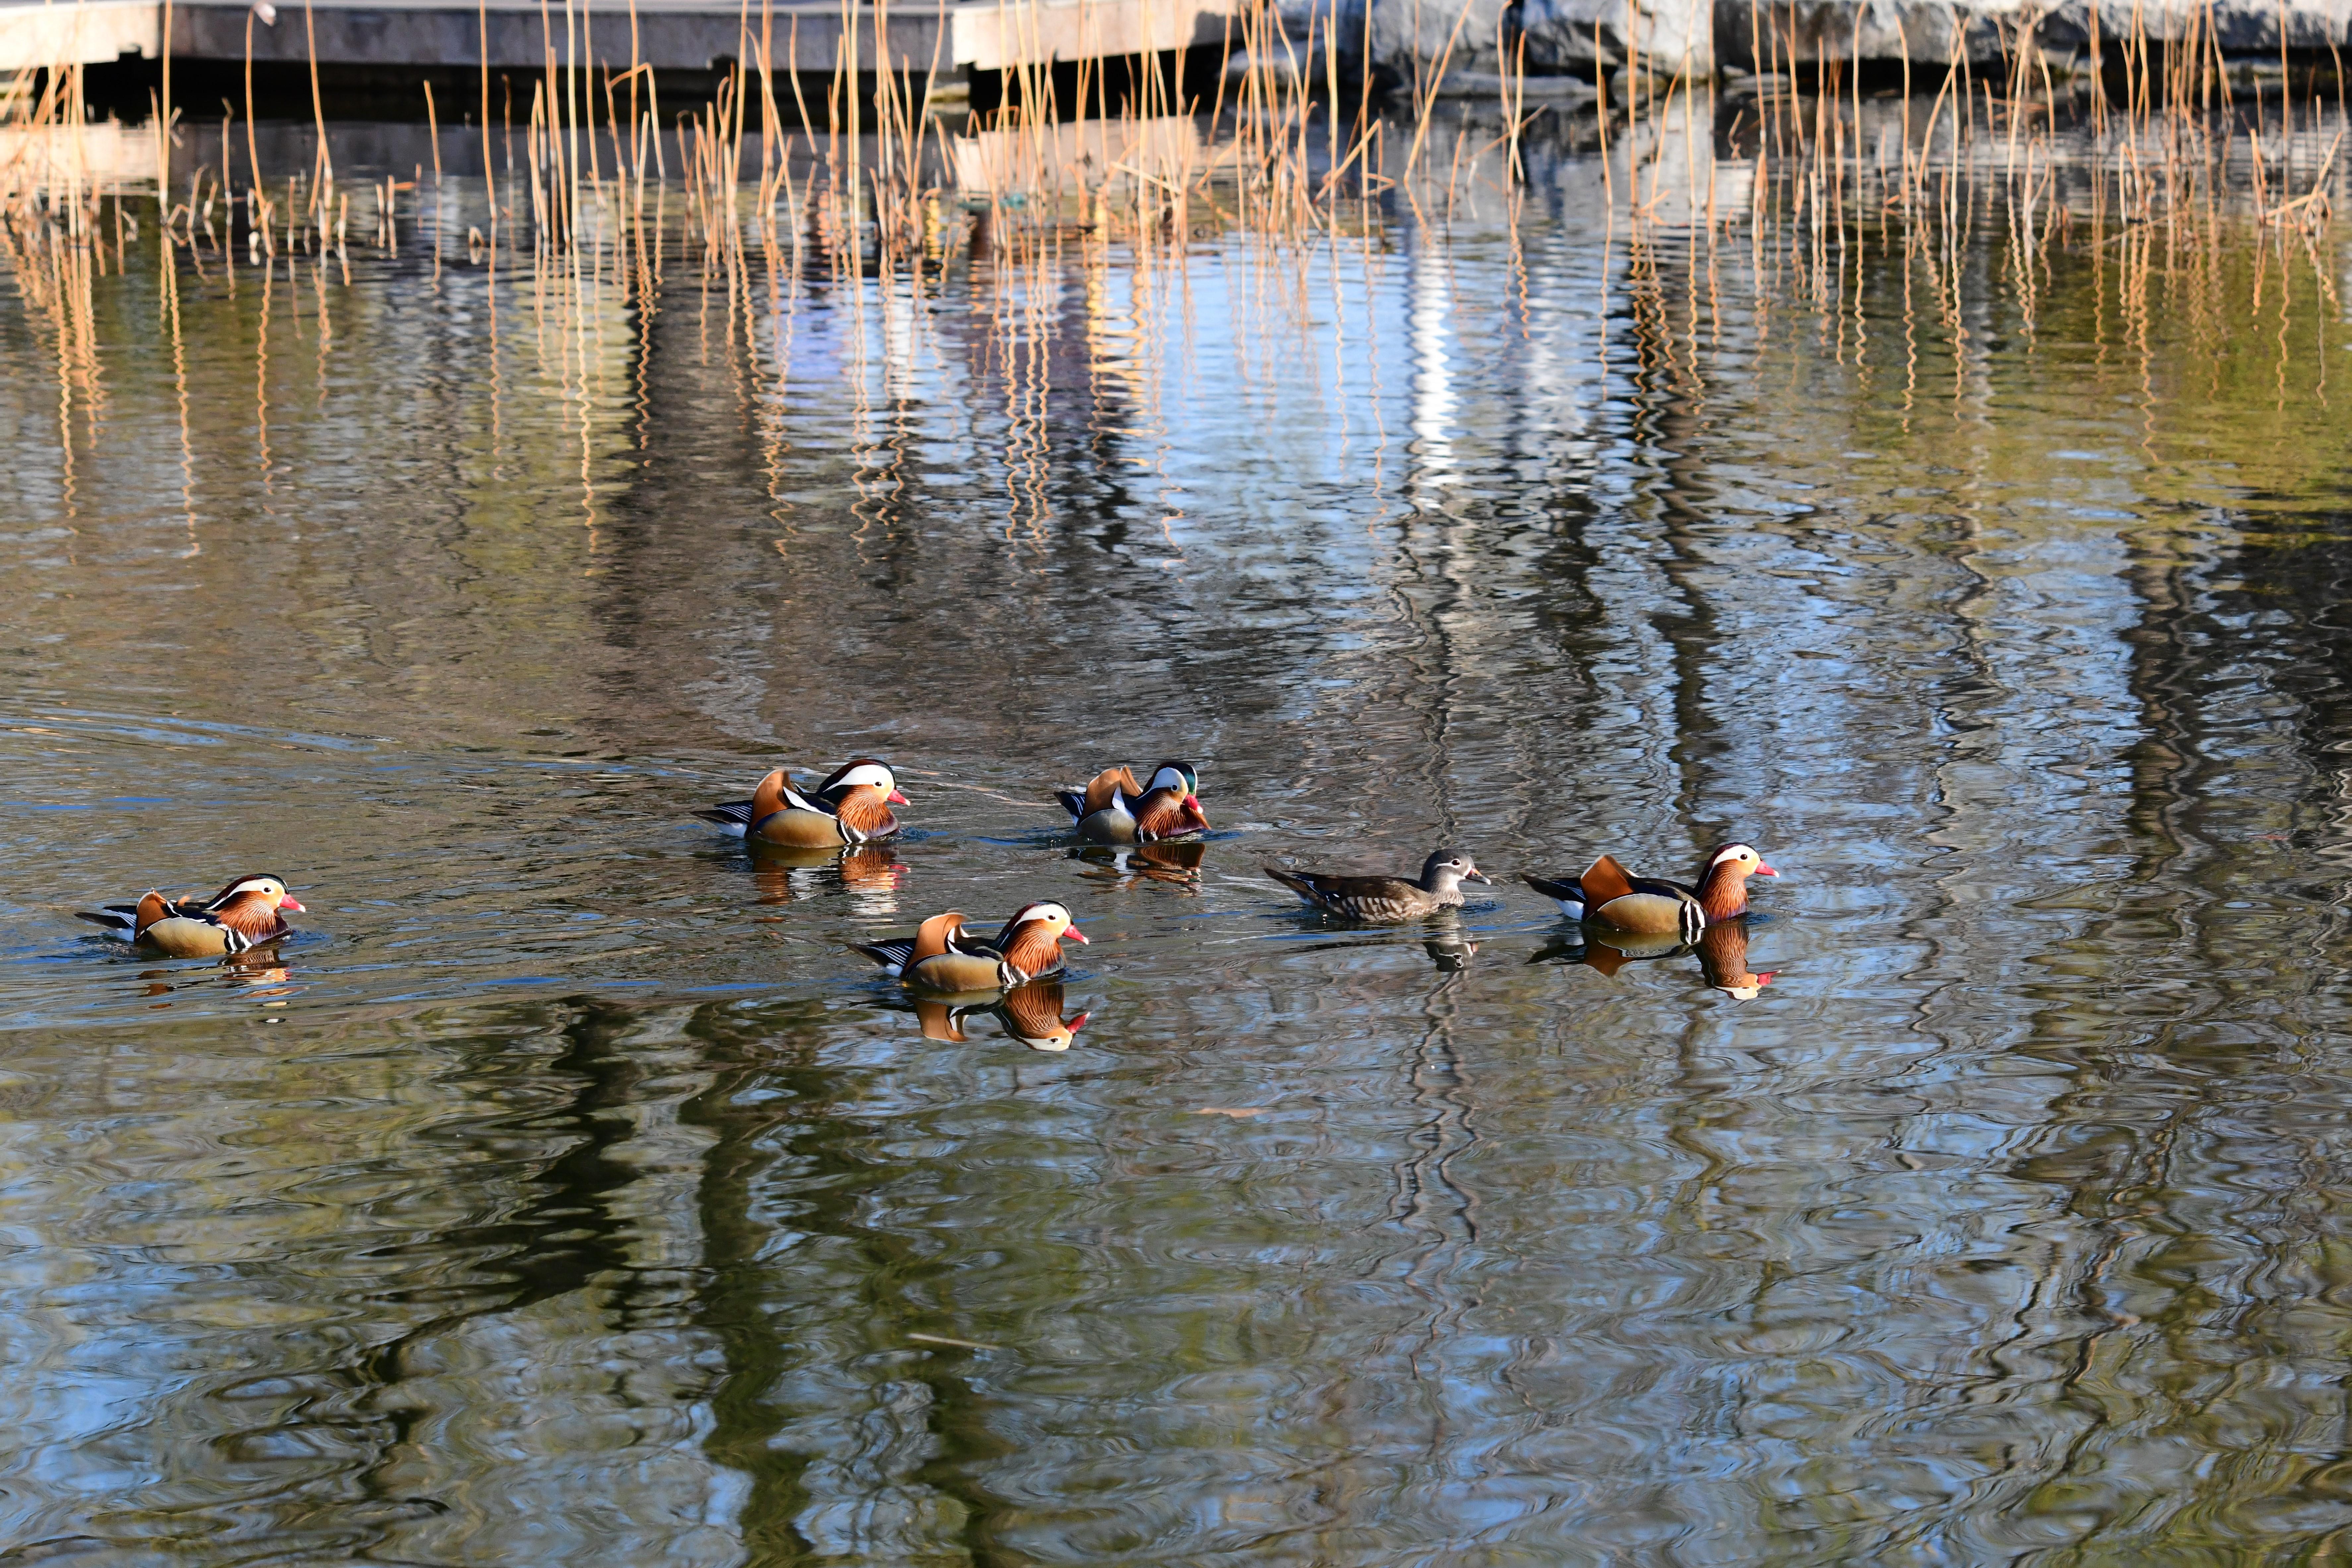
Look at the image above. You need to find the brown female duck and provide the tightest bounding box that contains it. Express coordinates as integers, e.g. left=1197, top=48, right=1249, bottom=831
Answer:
left=1266, top=847, right=1490, bottom=921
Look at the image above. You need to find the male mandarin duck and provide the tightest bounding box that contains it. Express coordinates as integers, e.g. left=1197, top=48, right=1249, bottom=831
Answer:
left=1056, top=761, right=1208, bottom=844
left=1266, top=847, right=1490, bottom=921
left=1523, top=844, right=1775, bottom=942
left=76, top=873, right=306, bottom=957
left=852, top=901, right=1087, bottom=993
left=1050, top=759, right=1198, bottom=817
left=697, top=758, right=908, bottom=847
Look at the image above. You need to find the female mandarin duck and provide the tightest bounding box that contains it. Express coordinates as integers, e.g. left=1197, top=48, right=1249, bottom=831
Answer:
left=853, top=901, right=1087, bottom=993
left=76, top=873, right=306, bottom=957
left=1267, top=847, right=1490, bottom=921
left=697, top=758, right=908, bottom=847
left=1523, top=844, right=1775, bottom=942
left=1056, top=761, right=1208, bottom=845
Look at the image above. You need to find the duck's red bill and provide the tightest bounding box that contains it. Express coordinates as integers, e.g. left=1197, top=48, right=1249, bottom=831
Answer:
left=887, top=789, right=910, bottom=804
left=1064, top=926, right=1088, bottom=944
left=279, top=897, right=307, bottom=911
left=1755, top=864, right=1778, bottom=877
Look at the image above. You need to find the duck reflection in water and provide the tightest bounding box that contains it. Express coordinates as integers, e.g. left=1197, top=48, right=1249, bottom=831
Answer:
left=909, top=981, right=1092, bottom=1051
left=135, top=947, right=297, bottom=1003
left=1275, top=912, right=1482, bottom=974
left=1532, top=918, right=1775, bottom=1000
left=749, top=841, right=905, bottom=912
left=1072, top=837, right=1207, bottom=888
left=1424, top=915, right=1479, bottom=972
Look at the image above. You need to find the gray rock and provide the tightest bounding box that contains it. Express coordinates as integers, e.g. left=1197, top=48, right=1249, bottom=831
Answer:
left=1717, top=0, right=2350, bottom=67
left=1357, top=0, right=2343, bottom=83
left=1522, top=0, right=1716, bottom=73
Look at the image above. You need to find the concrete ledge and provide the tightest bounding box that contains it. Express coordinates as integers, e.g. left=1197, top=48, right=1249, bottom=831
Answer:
left=0, top=0, right=159, bottom=70
left=0, top=0, right=1232, bottom=75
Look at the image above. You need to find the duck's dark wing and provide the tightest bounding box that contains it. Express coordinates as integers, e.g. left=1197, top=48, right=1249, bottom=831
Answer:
left=77, top=894, right=216, bottom=936
left=1053, top=787, right=1089, bottom=821
left=851, top=936, right=920, bottom=975
left=695, top=799, right=757, bottom=830
left=1268, top=867, right=1422, bottom=919
left=1266, top=866, right=1331, bottom=904
left=1523, top=875, right=1586, bottom=905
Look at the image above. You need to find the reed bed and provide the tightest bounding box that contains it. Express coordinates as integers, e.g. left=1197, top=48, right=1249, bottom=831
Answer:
left=2, top=0, right=2346, bottom=529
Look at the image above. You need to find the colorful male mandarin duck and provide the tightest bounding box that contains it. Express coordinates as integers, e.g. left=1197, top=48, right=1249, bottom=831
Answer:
left=1523, top=844, right=1775, bottom=942
left=697, top=759, right=908, bottom=847
left=1056, top=761, right=1208, bottom=845
left=76, top=873, right=306, bottom=957
left=1266, top=847, right=1490, bottom=921
left=852, top=901, right=1087, bottom=993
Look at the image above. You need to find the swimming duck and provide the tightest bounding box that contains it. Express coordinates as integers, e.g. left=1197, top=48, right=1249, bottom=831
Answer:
left=1523, top=844, right=1775, bottom=941
left=76, top=873, right=306, bottom=957
left=1056, top=761, right=1207, bottom=844
left=697, top=759, right=908, bottom=847
left=852, top=901, right=1087, bottom=993
left=1266, top=847, right=1490, bottom=921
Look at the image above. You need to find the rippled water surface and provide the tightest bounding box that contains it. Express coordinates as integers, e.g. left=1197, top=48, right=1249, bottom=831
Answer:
left=8, top=107, right=2352, bottom=1563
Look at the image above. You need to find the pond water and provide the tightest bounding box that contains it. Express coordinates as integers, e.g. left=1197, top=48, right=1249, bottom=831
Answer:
left=7, top=101, right=2352, bottom=1563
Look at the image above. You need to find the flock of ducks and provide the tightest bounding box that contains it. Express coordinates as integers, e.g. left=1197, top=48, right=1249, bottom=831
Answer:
left=73, top=754, right=1782, bottom=1023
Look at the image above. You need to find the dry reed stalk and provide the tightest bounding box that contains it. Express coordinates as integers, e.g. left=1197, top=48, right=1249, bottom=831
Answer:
left=159, top=0, right=174, bottom=206
left=1402, top=0, right=1474, bottom=180
left=425, top=80, right=445, bottom=277
left=304, top=0, right=332, bottom=226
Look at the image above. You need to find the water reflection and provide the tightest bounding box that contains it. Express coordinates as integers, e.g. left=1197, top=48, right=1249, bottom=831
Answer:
left=1532, top=913, right=1775, bottom=998
left=1069, top=838, right=1208, bottom=887
left=747, top=842, right=910, bottom=911
left=905, top=980, right=1092, bottom=1049
left=5, top=100, right=2352, bottom=1563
